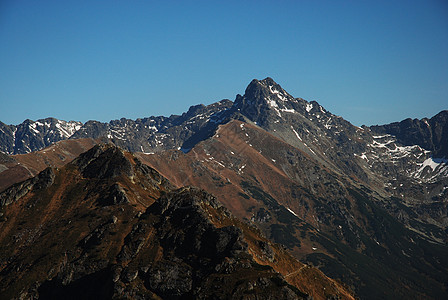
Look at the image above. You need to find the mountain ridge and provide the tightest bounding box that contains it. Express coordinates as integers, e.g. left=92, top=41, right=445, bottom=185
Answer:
left=1, top=79, right=446, bottom=159
left=0, top=77, right=447, bottom=299
left=0, top=143, right=354, bottom=299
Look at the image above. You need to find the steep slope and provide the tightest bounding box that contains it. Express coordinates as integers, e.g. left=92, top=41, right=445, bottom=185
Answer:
left=0, top=144, right=353, bottom=299
left=0, top=100, right=233, bottom=155
left=138, top=120, right=448, bottom=299
left=227, top=78, right=448, bottom=243
left=0, top=118, right=82, bottom=154
left=70, top=100, right=234, bottom=154
left=370, top=110, right=448, bottom=158
left=0, top=153, right=30, bottom=193
left=231, top=78, right=373, bottom=182
left=0, top=138, right=97, bottom=192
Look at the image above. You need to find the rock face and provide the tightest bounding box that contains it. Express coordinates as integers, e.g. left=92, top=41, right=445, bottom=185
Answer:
left=0, top=144, right=352, bottom=300
left=0, top=118, right=82, bottom=155
left=370, top=110, right=448, bottom=158
left=142, top=187, right=303, bottom=299
left=0, top=101, right=234, bottom=155
left=74, top=144, right=134, bottom=179
left=232, top=78, right=372, bottom=181
left=0, top=167, right=54, bottom=206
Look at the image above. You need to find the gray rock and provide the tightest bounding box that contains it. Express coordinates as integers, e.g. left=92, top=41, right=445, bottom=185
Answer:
left=0, top=167, right=54, bottom=206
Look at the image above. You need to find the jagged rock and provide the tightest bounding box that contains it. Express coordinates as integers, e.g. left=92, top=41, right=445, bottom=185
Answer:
left=147, top=260, right=193, bottom=297
left=121, top=267, right=138, bottom=283
left=0, top=99, right=236, bottom=156
left=33, top=167, right=55, bottom=190
left=0, top=152, right=15, bottom=164
left=370, top=110, right=448, bottom=157
left=195, top=275, right=305, bottom=300
left=111, top=215, right=118, bottom=224
left=111, top=265, right=123, bottom=283
left=258, top=240, right=275, bottom=262
left=74, top=144, right=134, bottom=179
left=0, top=167, right=54, bottom=206
left=134, top=158, right=175, bottom=190
left=117, top=224, right=147, bottom=263
left=149, top=187, right=247, bottom=261
left=98, top=184, right=129, bottom=206
left=252, top=207, right=272, bottom=223
left=0, top=118, right=82, bottom=155
left=79, top=224, right=108, bottom=250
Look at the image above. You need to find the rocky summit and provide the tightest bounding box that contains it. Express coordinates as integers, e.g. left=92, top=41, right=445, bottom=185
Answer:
left=0, top=77, right=447, bottom=299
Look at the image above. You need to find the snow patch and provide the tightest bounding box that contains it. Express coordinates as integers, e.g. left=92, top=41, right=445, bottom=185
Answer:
left=286, top=207, right=299, bottom=218
left=266, top=97, right=278, bottom=108
left=372, top=135, right=391, bottom=139
left=281, top=108, right=296, bottom=113
left=291, top=126, right=302, bottom=141
left=419, top=157, right=446, bottom=171
left=28, top=123, right=40, bottom=134
left=306, top=103, right=313, bottom=112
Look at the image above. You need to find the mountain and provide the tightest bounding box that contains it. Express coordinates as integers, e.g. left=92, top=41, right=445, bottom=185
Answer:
left=0, top=138, right=97, bottom=192
left=0, top=144, right=353, bottom=299
left=370, top=110, right=448, bottom=158
left=0, top=77, right=447, bottom=299
left=136, top=119, right=448, bottom=299
left=0, top=101, right=233, bottom=155
left=0, top=118, right=82, bottom=155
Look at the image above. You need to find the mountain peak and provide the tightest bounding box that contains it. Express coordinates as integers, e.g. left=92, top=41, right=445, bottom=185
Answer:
left=73, top=143, right=135, bottom=179
left=233, top=77, right=298, bottom=123
left=259, top=76, right=277, bottom=85
left=244, top=77, right=283, bottom=98
left=248, top=77, right=277, bottom=86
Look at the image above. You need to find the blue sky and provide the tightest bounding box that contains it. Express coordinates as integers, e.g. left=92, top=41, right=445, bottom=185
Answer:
left=1, top=0, right=447, bottom=126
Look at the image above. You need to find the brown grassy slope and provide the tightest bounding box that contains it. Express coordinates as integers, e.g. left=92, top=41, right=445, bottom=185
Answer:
left=0, top=138, right=97, bottom=192
left=0, top=144, right=354, bottom=299
left=13, top=138, right=97, bottom=175
left=136, top=120, right=345, bottom=255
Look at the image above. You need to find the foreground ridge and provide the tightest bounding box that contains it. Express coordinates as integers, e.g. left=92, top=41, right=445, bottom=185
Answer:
left=0, top=144, right=354, bottom=299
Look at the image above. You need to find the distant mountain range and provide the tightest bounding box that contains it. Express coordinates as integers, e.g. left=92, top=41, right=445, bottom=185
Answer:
left=1, top=77, right=447, bottom=299
left=2, top=78, right=447, bottom=159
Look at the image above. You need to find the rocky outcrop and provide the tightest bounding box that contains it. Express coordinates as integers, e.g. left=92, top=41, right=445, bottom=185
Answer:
left=148, top=187, right=247, bottom=261
left=0, top=118, right=82, bottom=155
left=74, top=144, right=134, bottom=179
left=0, top=167, right=54, bottom=206
left=97, top=183, right=130, bottom=206
left=126, top=186, right=306, bottom=299
left=370, top=110, right=448, bottom=157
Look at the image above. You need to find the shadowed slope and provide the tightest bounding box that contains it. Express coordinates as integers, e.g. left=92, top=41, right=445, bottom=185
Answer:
left=0, top=144, right=353, bottom=300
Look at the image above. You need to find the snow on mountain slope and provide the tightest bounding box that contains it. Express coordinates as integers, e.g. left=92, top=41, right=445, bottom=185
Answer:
left=0, top=118, right=82, bottom=155
left=1, top=77, right=447, bottom=299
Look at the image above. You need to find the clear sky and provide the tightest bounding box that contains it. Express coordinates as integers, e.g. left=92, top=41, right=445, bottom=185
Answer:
left=1, top=0, right=447, bottom=126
